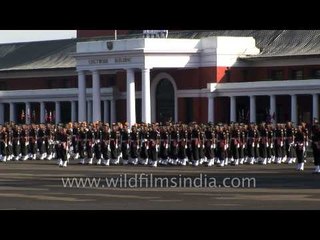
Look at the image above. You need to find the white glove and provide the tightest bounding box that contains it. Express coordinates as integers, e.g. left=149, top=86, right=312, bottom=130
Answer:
left=224, top=145, right=227, bottom=150
left=165, top=144, right=168, bottom=149
left=280, top=141, right=283, bottom=147
left=257, top=143, right=260, bottom=148
left=237, top=143, right=240, bottom=148
left=306, top=142, right=309, bottom=147
left=252, top=142, right=255, bottom=147
left=211, top=144, right=214, bottom=149
left=185, top=144, right=187, bottom=149
left=266, top=142, right=269, bottom=147
left=17, top=141, right=20, bottom=145
left=197, top=144, right=200, bottom=148
left=303, top=146, right=306, bottom=152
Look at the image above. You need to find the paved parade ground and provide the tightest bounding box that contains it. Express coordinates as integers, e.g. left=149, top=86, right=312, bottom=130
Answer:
left=0, top=160, right=320, bottom=210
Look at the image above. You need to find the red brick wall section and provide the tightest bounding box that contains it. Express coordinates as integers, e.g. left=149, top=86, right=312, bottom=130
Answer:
left=77, top=30, right=129, bottom=38
left=200, top=67, right=216, bottom=86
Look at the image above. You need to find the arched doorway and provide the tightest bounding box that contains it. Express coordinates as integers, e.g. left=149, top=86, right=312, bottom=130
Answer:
left=156, top=79, right=175, bottom=123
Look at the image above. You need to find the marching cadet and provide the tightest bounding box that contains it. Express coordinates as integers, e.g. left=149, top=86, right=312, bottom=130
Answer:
left=85, top=124, right=95, bottom=165
left=72, top=122, right=80, bottom=160
left=204, top=124, right=215, bottom=166
left=12, top=125, right=21, bottom=161
left=37, top=124, right=46, bottom=160
left=139, top=124, right=149, bottom=165
left=311, top=121, right=320, bottom=173
left=301, top=122, right=309, bottom=163
left=101, top=123, right=110, bottom=166
left=20, top=125, right=29, bottom=161
left=224, top=124, right=231, bottom=166
left=230, top=124, right=240, bottom=165
left=159, top=125, right=169, bottom=165
left=58, top=126, right=68, bottom=167
left=200, top=125, right=207, bottom=165
left=0, top=125, right=7, bottom=162
left=295, top=125, right=305, bottom=171
left=216, top=124, right=227, bottom=167
left=191, top=123, right=201, bottom=166
left=78, top=123, right=87, bottom=165
left=267, top=124, right=275, bottom=164
left=281, top=123, right=287, bottom=163
left=168, top=125, right=178, bottom=165
left=285, top=122, right=296, bottom=164
left=274, top=123, right=284, bottom=164
left=44, top=124, right=54, bottom=160
left=120, top=123, right=130, bottom=165
left=253, top=124, right=260, bottom=164
left=129, top=124, right=139, bottom=165
left=148, top=123, right=159, bottom=167
left=238, top=124, right=246, bottom=165
left=110, top=123, right=120, bottom=165
left=93, top=122, right=103, bottom=165
left=186, top=125, right=193, bottom=164
left=177, top=124, right=188, bottom=166
left=258, top=123, right=268, bottom=165
left=28, top=124, right=37, bottom=160
left=246, top=124, right=255, bottom=165
left=5, top=126, right=13, bottom=161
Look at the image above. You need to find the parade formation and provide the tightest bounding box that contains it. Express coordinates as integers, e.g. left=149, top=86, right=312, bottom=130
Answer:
left=0, top=121, right=320, bottom=173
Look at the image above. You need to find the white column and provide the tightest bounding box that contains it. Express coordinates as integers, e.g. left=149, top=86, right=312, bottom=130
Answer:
left=9, top=102, right=15, bottom=122
left=142, top=68, right=151, bottom=123
left=126, top=69, right=136, bottom=127
left=313, top=94, right=319, bottom=121
left=230, top=96, right=236, bottom=122
left=104, top=100, right=110, bottom=123
left=250, top=96, right=256, bottom=123
left=270, top=95, right=276, bottom=123
left=87, top=100, right=92, bottom=122
left=55, top=101, right=61, bottom=124
left=25, top=102, right=31, bottom=124
left=111, top=99, right=116, bottom=123
left=71, top=101, right=77, bottom=122
left=0, top=103, right=4, bottom=124
left=291, top=94, right=297, bottom=124
left=78, top=71, right=86, bottom=122
left=92, top=70, right=101, bottom=122
left=40, top=102, right=45, bottom=123
left=208, top=96, right=214, bottom=123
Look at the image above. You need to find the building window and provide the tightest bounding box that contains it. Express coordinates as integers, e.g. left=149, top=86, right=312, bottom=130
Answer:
left=291, top=69, right=303, bottom=80
left=271, top=70, right=283, bottom=80
left=312, top=69, right=320, bottom=79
